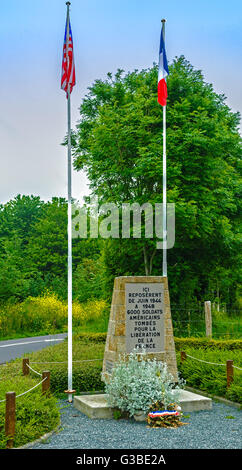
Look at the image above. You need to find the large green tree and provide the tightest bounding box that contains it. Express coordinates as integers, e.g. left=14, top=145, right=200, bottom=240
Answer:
left=26, top=197, right=102, bottom=300
left=0, top=195, right=44, bottom=249
left=0, top=196, right=103, bottom=302
left=73, top=56, right=241, bottom=307
left=0, top=195, right=44, bottom=301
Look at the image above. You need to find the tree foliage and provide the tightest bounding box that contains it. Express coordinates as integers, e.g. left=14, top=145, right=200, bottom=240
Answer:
left=0, top=56, right=241, bottom=311
left=0, top=195, right=102, bottom=303
left=73, top=56, right=241, bottom=307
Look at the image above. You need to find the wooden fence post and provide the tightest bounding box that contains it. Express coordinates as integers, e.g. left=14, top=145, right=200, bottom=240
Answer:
left=5, top=392, right=16, bottom=449
left=42, top=371, right=50, bottom=396
left=181, top=351, right=187, bottom=362
left=204, top=301, right=212, bottom=337
left=22, top=358, right=29, bottom=376
left=226, top=360, right=234, bottom=388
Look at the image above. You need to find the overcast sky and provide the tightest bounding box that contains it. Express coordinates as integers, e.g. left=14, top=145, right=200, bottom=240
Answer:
left=0, top=0, right=241, bottom=205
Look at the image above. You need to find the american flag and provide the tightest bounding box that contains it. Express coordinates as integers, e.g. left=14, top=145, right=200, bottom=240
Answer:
left=61, top=17, right=76, bottom=98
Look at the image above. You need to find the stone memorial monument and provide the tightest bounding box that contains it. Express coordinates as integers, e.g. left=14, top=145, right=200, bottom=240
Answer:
left=102, top=276, right=178, bottom=382
left=74, top=276, right=212, bottom=417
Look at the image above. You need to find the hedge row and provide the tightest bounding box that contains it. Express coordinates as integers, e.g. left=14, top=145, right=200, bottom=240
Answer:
left=176, top=349, right=242, bottom=403
left=174, top=337, right=242, bottom=351
left=75, top=332, right=107, bottom=343
left=49, top=364, right=105, bottom=395
left=31, top=334, right=241, bottom=401
left=75, top=332, right=242, bottom=351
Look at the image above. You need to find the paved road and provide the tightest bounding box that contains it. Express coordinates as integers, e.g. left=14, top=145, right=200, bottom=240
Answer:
left=0, top=334, right=67, bottom=364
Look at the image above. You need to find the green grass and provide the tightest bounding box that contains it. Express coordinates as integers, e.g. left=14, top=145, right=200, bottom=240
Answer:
left=0, top=336, right=106, bottom=449
left=73, top=315, right=109, bottom=334
left=174, top=337, right=242, bottom=351
left=177, top=347, right=242, bottom=403
left=0, top=329, right=67, bottom=341
left=0, top=305, right=109, bottom=341
left=0, top=316, right=108, bottom=341
left=0, top=298, right=240, bottom=341
left=0, top=297, right=109, bottom=340
left=18, top=336, right=105, bottom=398
left=0, top=361, right=60, bottom=449
left=172, top=316, right=242, bottom=339
left=212, top=317, right=242, bottom=339
left=1, top=332, right=242, bottom=449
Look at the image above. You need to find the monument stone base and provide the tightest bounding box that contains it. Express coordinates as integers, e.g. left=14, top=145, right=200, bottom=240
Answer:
left=74, top=391, right=212, bottom=419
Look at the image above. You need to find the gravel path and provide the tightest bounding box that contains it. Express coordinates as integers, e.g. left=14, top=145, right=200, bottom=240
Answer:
left=29, top=400, right=242, bottom=449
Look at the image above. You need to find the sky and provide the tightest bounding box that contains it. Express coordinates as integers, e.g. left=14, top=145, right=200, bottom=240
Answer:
left=0, top=0, right=241, bottom=205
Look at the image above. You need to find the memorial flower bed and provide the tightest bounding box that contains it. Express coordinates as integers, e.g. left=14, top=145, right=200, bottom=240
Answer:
left=104, top=348, right=185, bottom=421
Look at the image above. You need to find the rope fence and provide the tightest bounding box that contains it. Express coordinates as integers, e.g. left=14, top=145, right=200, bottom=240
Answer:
left=30, top=358, right=103, bottom=364
left=1, top=354, right=105, bottom=447
left=14, top=377, right=47, bottom=399
left=184, top=353, right=226, bottom=367
left=26, top=363, right=42, bottom=376
left=180, top=350, right=242, bottom=391
left=181, top=351, right=242, bottom=371
left=0, top=377, right=47, bottom=404
left=1, top=359, right=51, bottom=448
left=1, top=348, right=241, bottom=448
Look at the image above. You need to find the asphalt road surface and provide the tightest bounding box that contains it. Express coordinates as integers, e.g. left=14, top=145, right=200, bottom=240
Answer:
left=0, top=334, right=67, bottom=364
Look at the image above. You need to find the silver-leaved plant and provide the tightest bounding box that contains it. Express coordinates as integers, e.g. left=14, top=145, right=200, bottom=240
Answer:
left=104, top=348, right=185, bottom=417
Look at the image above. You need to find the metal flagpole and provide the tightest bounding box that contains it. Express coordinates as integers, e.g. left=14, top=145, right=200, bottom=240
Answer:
left=161, top=19, right=167, bottom=278
left=66, top=1, right=73, bottom=403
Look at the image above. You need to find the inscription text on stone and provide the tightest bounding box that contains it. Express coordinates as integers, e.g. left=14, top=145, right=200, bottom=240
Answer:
left=125, top=283, right=164, bottom=353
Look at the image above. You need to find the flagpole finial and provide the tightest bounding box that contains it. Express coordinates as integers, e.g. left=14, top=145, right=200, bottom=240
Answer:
left=66, top=1, right=71, bottom=5
left=161, top=19, right=166, bottom=40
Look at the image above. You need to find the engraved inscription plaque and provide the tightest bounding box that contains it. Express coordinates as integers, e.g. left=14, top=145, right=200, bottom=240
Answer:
left=125, top=282, right=164, bottom=353
left=102, top=276, right=178, bottom=382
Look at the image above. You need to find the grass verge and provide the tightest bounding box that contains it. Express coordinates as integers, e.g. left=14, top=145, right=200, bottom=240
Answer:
left=0, top=361, right=60, bottom=449
left=176, top=348, right=242, bottom=403
left=1, top=334, right=241, bottom=448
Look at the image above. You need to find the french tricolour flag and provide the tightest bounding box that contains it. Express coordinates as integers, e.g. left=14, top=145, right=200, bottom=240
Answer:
left=148, top=410, right=180, bottom=418
left=158, top=29, right=169, bottom=106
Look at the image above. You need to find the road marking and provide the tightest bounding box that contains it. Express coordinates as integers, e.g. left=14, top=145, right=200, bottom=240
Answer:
left=0, top=339, right=64, bottom=348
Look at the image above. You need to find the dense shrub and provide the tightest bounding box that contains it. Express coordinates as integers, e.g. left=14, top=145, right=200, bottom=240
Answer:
left=75, top=332, right=107, bottom=343
left=0, top=295, right=108, bottom=338
left=18, top=337, right=106, bottom=397
left=49, top=365, right=105, bottom=395
left=104, top=350, right=184, bottom=417
left=174, top=337, right=242, bottom=351
left=75, top=333, right=242, bottom=351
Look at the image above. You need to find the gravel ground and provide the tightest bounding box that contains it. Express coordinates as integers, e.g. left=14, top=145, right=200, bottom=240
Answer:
left=29, top=400, right=242, bottom=449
